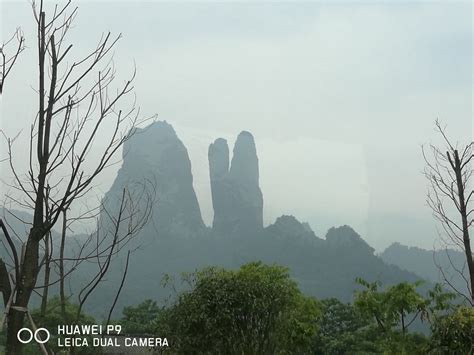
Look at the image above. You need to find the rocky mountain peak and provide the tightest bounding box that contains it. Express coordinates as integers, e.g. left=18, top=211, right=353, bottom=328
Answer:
left=209, top=131, right=263, bottom=236
left=104, top=120, right=205, bottom=239
left=266, top=215, right=322, bottom=244
left=325, top=225, right=374, bottom=253
left=229, top=131, right=259, bottom=185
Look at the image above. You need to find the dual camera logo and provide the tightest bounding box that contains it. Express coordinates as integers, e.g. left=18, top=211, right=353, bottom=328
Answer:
left=17, top=328, right=50, bottom=344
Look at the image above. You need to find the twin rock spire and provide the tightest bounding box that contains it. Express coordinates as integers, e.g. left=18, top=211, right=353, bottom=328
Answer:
left=209, top=131, right=263, bottom=236
left=106, top=121, right=264, bottom=239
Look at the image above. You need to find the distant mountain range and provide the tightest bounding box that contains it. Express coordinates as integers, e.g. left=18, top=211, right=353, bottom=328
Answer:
left=380, top=242, right=468, bottom=295
left=2, top=121, right=467, bottom=317
left=85, top=121, right=424, bottom=316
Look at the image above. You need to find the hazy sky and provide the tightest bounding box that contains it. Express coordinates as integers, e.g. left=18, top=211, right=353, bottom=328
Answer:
left=1, top=0, right=472, bottom=250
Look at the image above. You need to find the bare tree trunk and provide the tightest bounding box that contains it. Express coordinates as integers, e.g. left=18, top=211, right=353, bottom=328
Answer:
left=2, top=0, right=152, bottom=351
left=400, top=310, right=405, bottom=336
left=7, top=232, right=40, bottom=354
left=60, top=209, right=67, bottom=318
left=7, top=9, right=50, bottom=352
left=0, top=259, right=11, bottom=307
left=40, top=233, right=52, bottom=317
left=424, top=120, right=474, bottom=305
left=451, top=150, right=474, bottom=303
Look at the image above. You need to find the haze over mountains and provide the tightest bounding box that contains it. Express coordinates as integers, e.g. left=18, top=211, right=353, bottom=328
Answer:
left=1, top=121, right=467, bottom=316
left=379, top=243, right=466, bottom=294
left=86, top=121, right=427, bottom=315
left=3, top=0, right=471, bottom=252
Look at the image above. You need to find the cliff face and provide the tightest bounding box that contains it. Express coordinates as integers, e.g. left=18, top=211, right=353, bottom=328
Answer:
left=103, top=121, right=205, bottom=239
left=208, top=138, right=231, bottom=234
left=209, top=131, right=263, bottom=237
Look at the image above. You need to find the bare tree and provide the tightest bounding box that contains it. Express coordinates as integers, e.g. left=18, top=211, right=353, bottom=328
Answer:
left=0, top=0, right=154, bottom=353
left=0, top=28, right=25, bottom=94
left=30, top=180, right=153, bottom=314
left=423, top=120, right=474, bottom=305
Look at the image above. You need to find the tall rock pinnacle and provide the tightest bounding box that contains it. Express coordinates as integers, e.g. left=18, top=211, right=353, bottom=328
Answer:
left=229, top=131, right=260, bottom=186
left=208, top=131, right=263, bottom=236
left=209, top=138, right=229, bottom=181
left=209, top=138, right=231, bottom=233
left=103, top=121, right=205, bottom=239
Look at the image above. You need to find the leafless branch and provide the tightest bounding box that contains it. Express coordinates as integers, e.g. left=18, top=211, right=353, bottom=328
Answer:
left=423, top=120, right=474, bottom=304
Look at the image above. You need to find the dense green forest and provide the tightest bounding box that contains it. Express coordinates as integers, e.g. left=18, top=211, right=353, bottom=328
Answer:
left=2, top=262, right=472, bottom=354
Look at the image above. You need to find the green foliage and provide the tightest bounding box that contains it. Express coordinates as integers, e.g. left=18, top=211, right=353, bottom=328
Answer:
left=0, top=329, right=5, bottom=354
left=312, top=298, right=429, bottom=354
left=120, top=299, right=163, bottom=335
left=373, top=331, right=429, bottom=354
left=31, top=296, right=96, bottom=329
left=116, top=268, right=465, bottom=355
left=425, top=283, right=457, bottom=319
left=354, top=278, right=428, bottom=334
left=351, top=279, right=470, bottom=354
left=353, top=279, right=392, bottom=331
left=312, top=298, right=372, bottom=354
left=429, top=306, right=474, bottom=353
left=156, top=262, right=321, bottom=354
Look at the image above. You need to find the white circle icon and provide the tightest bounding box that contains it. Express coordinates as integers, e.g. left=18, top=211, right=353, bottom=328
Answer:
left=17, top=328, right=50, bottom=344
left=17, top=328, right=33, bottom=344
left=35, top=328, right=50, bottom=344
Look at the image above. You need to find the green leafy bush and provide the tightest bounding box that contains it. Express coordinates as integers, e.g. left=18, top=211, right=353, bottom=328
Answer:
left=156, top=262, right=321, bottom=354
left=429, top=306, right=474, bottom=353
